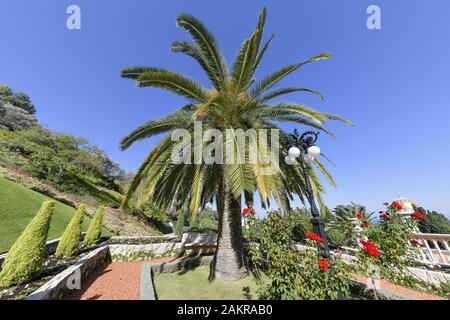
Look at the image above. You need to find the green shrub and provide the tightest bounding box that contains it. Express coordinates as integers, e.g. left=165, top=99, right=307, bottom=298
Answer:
left=249, top=211, right=351, bottom=300
left=0, top=200, right=55, bottom=287
left=55, top=204, right=86, bottom=257
left=175, top=211, right=185, bottom=236
left=189, top=215, right=199, bottom=231
left=83, top=205, right=105, bottom=246
left=199, top=218, right=218, bottom=232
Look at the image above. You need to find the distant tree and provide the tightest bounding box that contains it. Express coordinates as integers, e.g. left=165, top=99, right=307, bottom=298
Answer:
left=0, top=85, right=36, bottom=115
left=0, top=127, right=123, bottom=196
left=0, top=102, right=37, bottom=131
left=416, top=207, right=450, bottom=234
left=328, top=203, right=374, bottom=247
left=289, top=207, right=313, bottom=241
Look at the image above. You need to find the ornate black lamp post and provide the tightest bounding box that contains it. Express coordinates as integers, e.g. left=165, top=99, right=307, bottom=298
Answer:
left=286, top=130, right=331, bottom=260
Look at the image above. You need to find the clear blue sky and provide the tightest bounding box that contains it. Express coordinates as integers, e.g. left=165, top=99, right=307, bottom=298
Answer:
left=1, top=0, right=449, bottom=216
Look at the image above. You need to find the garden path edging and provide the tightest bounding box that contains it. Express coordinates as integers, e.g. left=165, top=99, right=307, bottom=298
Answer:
left=140, top=255, right=213, bottom=300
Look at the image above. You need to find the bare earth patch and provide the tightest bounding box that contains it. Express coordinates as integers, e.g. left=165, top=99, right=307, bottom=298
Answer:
left=69, top=262, right=142, bottom=300
left=68, top=258, right=178, bottom=300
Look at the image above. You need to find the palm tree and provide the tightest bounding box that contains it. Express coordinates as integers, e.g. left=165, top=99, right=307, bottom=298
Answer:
left=119, top=8, right=350, bottom=281
left=328, top=203, right=375, bottom=247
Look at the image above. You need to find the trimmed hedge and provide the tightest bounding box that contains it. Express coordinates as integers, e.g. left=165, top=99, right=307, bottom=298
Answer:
left=175, top=211, right=185, bottom=236
left=0, top=200, right=55, bottom=287
left=55, top=204, right=86, bottom=257
left=83, top=205, right=105, bottom=246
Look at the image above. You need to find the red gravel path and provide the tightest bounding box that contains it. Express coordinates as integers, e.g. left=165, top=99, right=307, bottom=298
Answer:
left=351, top=274, right=445, bottom=300
left=69, top=258, right=177, bottom=300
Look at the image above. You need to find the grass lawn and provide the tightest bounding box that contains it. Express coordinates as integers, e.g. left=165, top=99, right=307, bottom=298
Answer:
left=0, top=177, right=111, bottom=253
left=154, top=266, right=259, bottom=300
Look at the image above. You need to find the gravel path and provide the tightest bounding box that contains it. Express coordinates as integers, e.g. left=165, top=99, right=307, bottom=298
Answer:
left=351, top=274, right=445, bottom=300
left=69, top=258, right=177, bottom=300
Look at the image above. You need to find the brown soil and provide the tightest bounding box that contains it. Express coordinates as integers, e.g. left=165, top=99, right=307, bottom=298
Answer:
left=69, top=262, right=142, bottom=300
left=68, top=258, right=178, bottom=300
left=351, top=274, right=445, bottom=300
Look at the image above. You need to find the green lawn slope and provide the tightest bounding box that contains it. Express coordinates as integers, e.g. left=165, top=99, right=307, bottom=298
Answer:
left=0, top=177, right=111, bottom=253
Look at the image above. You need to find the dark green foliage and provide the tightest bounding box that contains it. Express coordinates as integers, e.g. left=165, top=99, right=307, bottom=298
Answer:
left=0, top=200, right=55, bottom=287
left=416, top=207, right=450, bottom=234
left=0, top=102, right=37, bottom=131
left=55, top=204, right=86, bottom=257
left=289, top=207, right=313, bottom=241
left=175, top=210, right=185, bottom=236
left=83, top=206, right=105, bottom=245
left=0, top=85, right=36, bottom=115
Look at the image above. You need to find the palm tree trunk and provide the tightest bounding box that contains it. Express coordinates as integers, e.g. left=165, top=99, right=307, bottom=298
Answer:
left=213, top=167, right=247, bottom=281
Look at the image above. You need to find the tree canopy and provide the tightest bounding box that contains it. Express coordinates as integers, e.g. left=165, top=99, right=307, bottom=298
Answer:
left=0, top=85, right=36, bottom=115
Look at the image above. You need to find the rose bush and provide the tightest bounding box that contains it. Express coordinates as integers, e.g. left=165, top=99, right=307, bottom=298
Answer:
left=249, top=211, right=351, bottom=300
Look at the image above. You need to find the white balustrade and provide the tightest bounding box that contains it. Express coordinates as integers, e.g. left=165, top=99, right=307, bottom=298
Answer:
left=411, top=233, right=450, bottom=267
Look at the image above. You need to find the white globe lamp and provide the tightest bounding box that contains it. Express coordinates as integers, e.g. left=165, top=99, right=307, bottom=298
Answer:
left=307, top=145, right=321, bottom=158
left=288, top=147, right=301, bottom=158
left=285, top=156, right=296, bottom=165
left=304, top=154, right=315, bottom=164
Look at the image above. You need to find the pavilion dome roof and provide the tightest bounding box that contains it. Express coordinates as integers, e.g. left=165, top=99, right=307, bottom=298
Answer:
left=393, top=194, right=419, bottom=215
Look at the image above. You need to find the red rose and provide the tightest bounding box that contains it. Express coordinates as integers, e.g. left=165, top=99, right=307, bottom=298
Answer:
left=356, top=213, right=363, bottom=220
left=318, top=259, right=331, bottom=271
left=391, top=201, right=403, bottom=210
left=410, top=239, right=420, bottom=246
left=242, top=208, right=251, bottom=218
left=362, top=221, right=369, bottom=228
left=360, top=240, right=381, bottom=258
left=304, top=232, right=324, bottom=244
left=411, top=212, right=425, bottom=221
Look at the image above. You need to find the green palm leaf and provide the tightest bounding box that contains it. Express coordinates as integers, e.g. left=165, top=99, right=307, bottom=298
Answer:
left=176, top=14, right=228, bottom=89
left=137, top=68, right=209, bottom=102
left=120, top=106, right=194, bottom=150
left=259, top=87, right=324, bottom=103
left=251, top=53, right=332, bottom=97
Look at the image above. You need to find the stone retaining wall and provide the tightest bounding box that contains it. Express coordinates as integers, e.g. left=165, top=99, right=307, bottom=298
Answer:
left=26, top=246, right=110, bottom=300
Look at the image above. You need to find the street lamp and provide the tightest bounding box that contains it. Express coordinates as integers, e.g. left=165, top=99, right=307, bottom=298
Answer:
left=286, top=130, right=331, bottom=260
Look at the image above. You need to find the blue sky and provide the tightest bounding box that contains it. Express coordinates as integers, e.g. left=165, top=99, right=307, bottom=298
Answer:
left=1, top=0, right=449, bottom=216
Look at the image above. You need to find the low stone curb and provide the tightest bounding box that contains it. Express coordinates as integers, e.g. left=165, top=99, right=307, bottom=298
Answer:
left=140, top=255, right=213, bottom=300
left=140, top=263, right=156, bottom=300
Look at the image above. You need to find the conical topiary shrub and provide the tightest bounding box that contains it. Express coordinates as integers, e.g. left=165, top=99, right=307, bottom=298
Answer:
left=175, top=211, right=185, bottom=236
left=0, top=200, right=55, bottom=288
left=83, top=205, right=105, bottom=246
left=55, top=204, right=86, bottom=257
left=189, top=215, right=199, bottom=231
